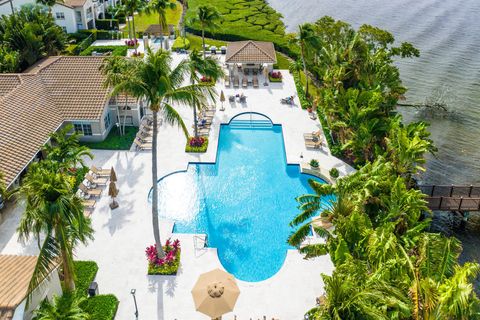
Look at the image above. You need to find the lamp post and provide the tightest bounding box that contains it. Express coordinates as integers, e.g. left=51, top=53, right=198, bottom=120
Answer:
left=131, top=289, right=138, bottom=319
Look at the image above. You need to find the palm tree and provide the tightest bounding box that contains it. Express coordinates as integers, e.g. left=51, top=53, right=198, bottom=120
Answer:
left=144, top=0, right=176, bottom=50
left=18, top=162, right=94, bottom=295
left=124, top=0, right=144, bottom=53
left=186, top=49, right=223, bottom=137
left=33, top=293, right=89, bottom=320
left=106, top=47, right=213, bottom=258
left=189, top=5, right=222, bottom=59
left=289, top=23, right=317, bottom=97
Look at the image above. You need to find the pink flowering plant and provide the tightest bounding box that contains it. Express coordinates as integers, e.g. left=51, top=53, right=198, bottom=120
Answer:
left=269, top=71, right=283, bottom=82
left=146, top=238, right=181, bottom=275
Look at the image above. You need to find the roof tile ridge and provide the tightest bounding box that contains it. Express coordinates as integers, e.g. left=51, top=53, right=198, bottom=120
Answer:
left=250, top=41, right=275, bottom=61
left=0, top=74, right=26, bottom=104
left=34, top=70, right=68, bottom=121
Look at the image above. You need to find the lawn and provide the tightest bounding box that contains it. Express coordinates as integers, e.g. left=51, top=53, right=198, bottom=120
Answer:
left=123, top=2, right=183, bottom=34
left=186, top=34, right=226, bottom=51
left=275, top=52, right=291, bottom=69
left=80, top=126, right=138, bottom=150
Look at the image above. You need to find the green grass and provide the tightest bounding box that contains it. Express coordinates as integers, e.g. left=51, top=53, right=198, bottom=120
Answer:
left=80, top=126, right=138, bottom=150
left=185, top=34, right=226, bottom=51
left=123, top=2, right=183, bottom=34
left=74, top=261, right=99, bottom=298
left=79, top=45, right=128, bottom=57
left=274, top=52, right=291, bottom=69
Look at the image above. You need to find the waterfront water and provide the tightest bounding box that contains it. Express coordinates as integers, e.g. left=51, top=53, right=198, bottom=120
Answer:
left=267, top=0, right=480, bottom=262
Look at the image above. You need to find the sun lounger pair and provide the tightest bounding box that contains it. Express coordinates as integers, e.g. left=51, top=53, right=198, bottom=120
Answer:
left=304, top=131, right=322, bottom=141
left=136, top=132, right=152, bottom=143
left=253, top=75, right=259, bottom=88
left=134, top=137, right=152, bottom=150
left=79, top=183, right=103, bottom=197
left=242, top=76, right=248, bottom=88
left=305, top=140, right=323, bottom=149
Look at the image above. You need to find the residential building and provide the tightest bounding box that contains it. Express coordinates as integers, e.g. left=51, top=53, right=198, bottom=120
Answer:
left=0, top=255, right=62, bottom=320
left=0, top=56, right=144, bottom=189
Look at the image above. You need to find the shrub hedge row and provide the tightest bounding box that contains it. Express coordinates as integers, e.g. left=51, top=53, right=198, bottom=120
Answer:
left=73, top=261, right=99, bottom=297
left=95, top=19, right=119, bottom=30
left=79, top=45, right=128, bottom=56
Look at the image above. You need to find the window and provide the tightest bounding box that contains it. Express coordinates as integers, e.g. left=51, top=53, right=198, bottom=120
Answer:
left=104, top=112, right=111, bottom=129
left=62, top=26, right=67, bottom=32
left=55, top=12, right=65, bottom=20
left=73, top=123, right=93, bottom=136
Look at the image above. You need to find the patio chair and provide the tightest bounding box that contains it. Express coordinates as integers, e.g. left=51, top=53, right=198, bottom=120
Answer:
left=242, top=76, right=248, bottom=88
left=305, top=140, right=323, bottom=149
left=228, top=95, right=235, bottom=102
left=85, top=173, right=108, bottom=185
left=303, top=130, right=322, bottom=141
left=136, top=132, right=152, bottom=143
left=79, top=183, right=103, bottom=197
left=253, top=75, right=259, bottom=88
left=82, top=199, right=96, bottom=208
left=90, top=165, right=111, bottom=177
left=225, top=75, right=231, bottom=87
left=134, top=137, right=152, bottom=150
left=233, top=75, right=239, bottom=88
left=138, top=126, right=152, bottom=138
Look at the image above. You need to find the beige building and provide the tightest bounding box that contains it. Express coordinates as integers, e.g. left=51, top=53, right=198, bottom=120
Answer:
left=0, top=255, right=62, bottom=320
left=0, top=56, right=144, bottom=189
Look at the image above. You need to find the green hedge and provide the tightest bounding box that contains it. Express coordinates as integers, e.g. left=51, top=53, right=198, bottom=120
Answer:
left=79, top=29, right=117, bottom=40
left=81, top=294, right=119, bottom=320
left=95, top=19, right=119, bottom=30
left=172, top=37, right=190, bottom=50
left=80, top=45, right=128, bottom=56
left=293, top=71, right=310, bottom=109
left=74, top=261, right=99, bottom=298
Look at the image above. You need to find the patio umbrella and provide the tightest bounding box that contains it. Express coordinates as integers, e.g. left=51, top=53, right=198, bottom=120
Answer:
left=220, top=90, right=225, bottom=111
left=108, top=181, right=119, bottom=209
left=263, top=66, right=269, bottom=86
left=191, top=269, right=240, bottom=320
left=110, top=167, right=117, bottom=182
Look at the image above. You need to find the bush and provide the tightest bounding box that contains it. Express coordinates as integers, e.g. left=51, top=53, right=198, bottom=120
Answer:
left=146, top=239, right=181, bottom=275
left=172, top=37, right=190, bottom=51
left=95, top=19, right=119, bottom=30
left=269, top=71, right=283, bottom=82
left=124, top=39, right=138, bottom=47
left=185, top=136, right=209, bottom=153
left=309, top=159, right=319, bottom=168
left=329, top=168, right=339, bottom=179
left=79, top=45, right=128, bottom=56
left=73, top=261, right=99, bottom=297
left=80, top=295, right=119, bottom=320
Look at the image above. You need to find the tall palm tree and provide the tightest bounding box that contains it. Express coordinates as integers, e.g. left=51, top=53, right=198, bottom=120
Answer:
left=189, top=5, right=222, bottom=59
left=124, top=0, right=144, bottom=53
left=289, top=23, right=317, bottom=97
left=144, top=0, right=176, bottom=50
left=18, top=162, right=94, bottom=295
left=106, top=47, right=213, bottom=258
left=186, top=49, right=223, bottom=137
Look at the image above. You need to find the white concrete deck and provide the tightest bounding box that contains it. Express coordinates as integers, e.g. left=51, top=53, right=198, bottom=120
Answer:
left=0, top=55, right=353, bottom=319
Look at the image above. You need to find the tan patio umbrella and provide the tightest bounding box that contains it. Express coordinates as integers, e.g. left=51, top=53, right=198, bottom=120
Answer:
left=191, top=269, right=240, bottom=320
left=108, top=181, right=119, bottom=209
left=110, top=167, right=117, bottom=182
left=220, top=90, right=225, bottom=111
left=263, top=66, right=269, bottom=86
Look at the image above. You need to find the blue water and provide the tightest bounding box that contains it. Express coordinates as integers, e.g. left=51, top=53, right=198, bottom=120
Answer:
left=155, top=119, right=327, bottom=281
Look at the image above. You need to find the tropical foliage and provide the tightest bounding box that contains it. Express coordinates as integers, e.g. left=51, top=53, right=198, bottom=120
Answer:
left=0, top=5, right=66, bottom=72
left=33, top=293, right=89, bottom=320
left=188, top=5, right=222, bottom=59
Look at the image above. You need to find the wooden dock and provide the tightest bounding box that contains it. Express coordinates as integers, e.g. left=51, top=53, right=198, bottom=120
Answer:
left=420, top=185, right=480, bottom=211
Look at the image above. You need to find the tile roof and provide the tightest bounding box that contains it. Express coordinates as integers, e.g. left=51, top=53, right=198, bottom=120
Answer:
left=63, top=0, right=87, bottom=7
left=225, top=41, right=277, bottom=64
left=0, top=255, right=37, bottom=320
left=0, top=56, right=111, bottom=187
left=144, top=24, right=175, bottom=35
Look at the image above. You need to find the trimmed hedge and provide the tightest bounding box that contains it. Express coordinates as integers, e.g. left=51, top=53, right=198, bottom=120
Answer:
left=81, top=294, right=119, bottom=320
left=95, top=19, right=119, bottom=30
left=172, top=37, right=190, bottom=50
left=79, top=29, right=117, bottom=40
left=293, top=71, right=311, bottom=109
left=80, top=45, right=128, bottom=56
left=74, top=261, right=99, bottom=297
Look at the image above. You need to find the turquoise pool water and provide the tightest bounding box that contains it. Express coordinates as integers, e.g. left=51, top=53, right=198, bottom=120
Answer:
left=155, top=116, right=327, bottom=281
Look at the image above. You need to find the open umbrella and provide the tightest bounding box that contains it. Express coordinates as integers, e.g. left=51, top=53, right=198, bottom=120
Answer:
left=220, top=90, right=225, bottom=111
left=191, top=269, right=240, bottom=320
left=110, top=167, right=117, bottom=182
left=108, top=181, right=119, bottom=209
left=263, top=66, right=269, bottom=86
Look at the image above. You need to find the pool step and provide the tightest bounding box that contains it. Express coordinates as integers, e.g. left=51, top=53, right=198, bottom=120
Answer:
left=229, top=119, right=273, bottom=128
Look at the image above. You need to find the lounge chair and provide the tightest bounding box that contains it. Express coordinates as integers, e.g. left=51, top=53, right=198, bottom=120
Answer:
left=233, top=75, right=239, bottom=88
left=136, top=132, right=152, bottom=143
left=134, top=137, right=152, bottom=150
left=253, top=75, right=259, bottom=88
left=85, top=173, right=107, bottom=185
left=242, top=76, right=248, bottom=88
left=303, top=131, right=322, bottom=141
left=225, top=76, right=231, bottom=87
left=91, top=165, right=111, bottom=177
left=79, top=183, right=102, bottom=197
left=305, top=140, right=322, bottom=149
left=228, top=95, right=235, bottom=102
left=138, top=127, right=152, bottom=138
left=82, top=199, right=96, bottom=208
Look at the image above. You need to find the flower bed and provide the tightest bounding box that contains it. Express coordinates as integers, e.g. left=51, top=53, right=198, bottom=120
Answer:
left=185, top=136, right=209, bottom=153
left=146, top=239, right=181, bottom=275
left=269, top=71, right=283, bottom=82
left=124, top=39, right=138, bottom=47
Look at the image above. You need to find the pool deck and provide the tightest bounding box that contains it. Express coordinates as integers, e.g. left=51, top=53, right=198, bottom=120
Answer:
left=0, top=53, right=353, bottom=319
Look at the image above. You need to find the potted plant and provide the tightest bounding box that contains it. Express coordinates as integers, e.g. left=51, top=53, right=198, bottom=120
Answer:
left=329, top=168, right=339, bottom=179
left=309, top=159, right=319, bottom=169
left=146, top=239, right=181, bottom=275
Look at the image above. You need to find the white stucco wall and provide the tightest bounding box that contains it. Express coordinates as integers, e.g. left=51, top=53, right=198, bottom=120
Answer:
left=52, top=4, right=77, bottom=33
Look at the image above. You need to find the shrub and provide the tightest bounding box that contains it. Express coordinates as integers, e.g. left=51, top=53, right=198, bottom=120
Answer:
left=73, top=261, right=99, bottom=297
left=293, top=71, right=310, bottom=109
left=309, top=159, right=319, bottom=168
left=95, top=19, right=119, bottom=30
left=329, top=168, right=339, bottom=179
left=185, top=136, right=209, bottom=153
left=172, top=37, right=190, bottom=51
left=146, top=239, right=181, bottom=275
left=80, top=294, right=119, bottom=320
left=269, top=71, right=283, bottom=82
left=79, top=45, right=128, bottom=56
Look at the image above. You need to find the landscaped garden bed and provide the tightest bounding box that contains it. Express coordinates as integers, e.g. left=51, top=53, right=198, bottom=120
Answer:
left=80, top=45, right=128, bottom=57
left=80, top=126, right=138, bottom=150
left=269, top=71, right=283, bottom=82
left=146, top=239, right=181, bottom=275
left=185, top=136, right=209, bottom=153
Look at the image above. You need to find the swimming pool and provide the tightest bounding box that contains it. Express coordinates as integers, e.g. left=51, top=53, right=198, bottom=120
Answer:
left=154, top=115, right=327, bottom=281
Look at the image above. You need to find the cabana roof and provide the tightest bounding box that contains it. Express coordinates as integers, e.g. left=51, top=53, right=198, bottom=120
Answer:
left=144, top=24, right=174, bottom=35
left=225, top=41, right=277, bottom=64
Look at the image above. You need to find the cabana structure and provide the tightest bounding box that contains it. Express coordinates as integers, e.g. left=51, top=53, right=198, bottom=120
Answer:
left=225, top=40, right=277, bottom=74
left=144, top=24, right=175, bottom=37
